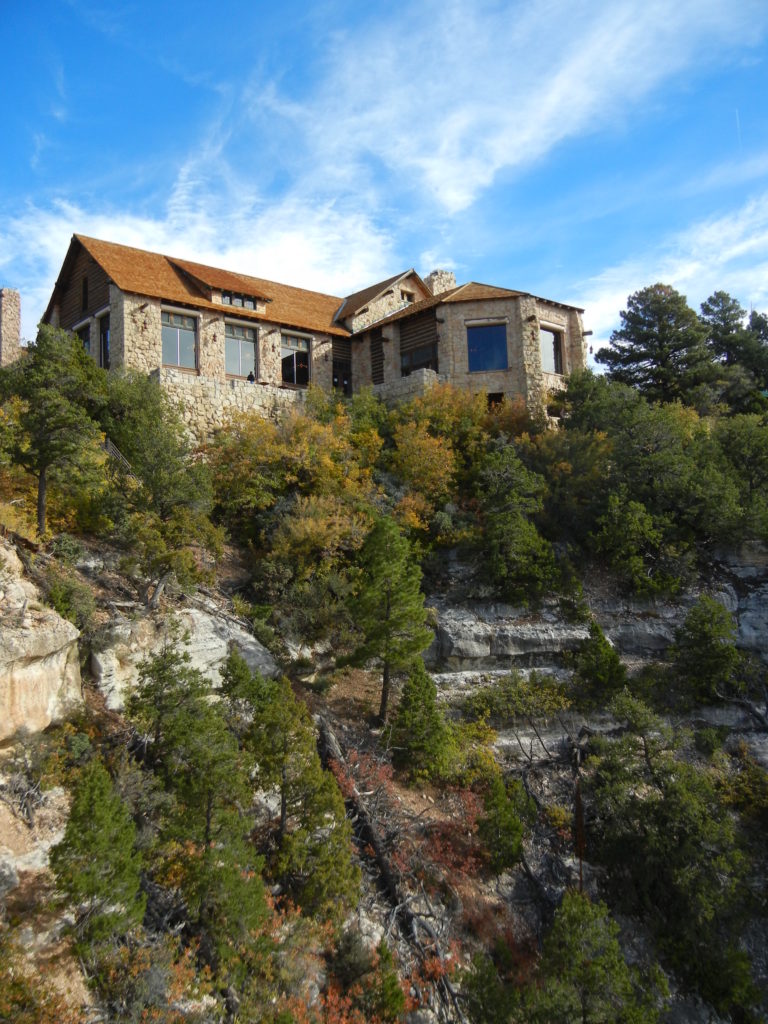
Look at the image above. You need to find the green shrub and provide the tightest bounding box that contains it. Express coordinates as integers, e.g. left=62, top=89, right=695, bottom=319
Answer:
left=44, top=567, right=96, bottom=634
left=463, top=670, right=569, bottom=725
left=49, top=532, right=85, bottom=565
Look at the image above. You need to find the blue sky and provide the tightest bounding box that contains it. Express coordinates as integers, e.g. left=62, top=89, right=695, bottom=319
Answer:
left=2, top=0, right=768, bottom=352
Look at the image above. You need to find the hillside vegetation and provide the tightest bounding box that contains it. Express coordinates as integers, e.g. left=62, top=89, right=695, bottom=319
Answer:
left=1, top=284, right=767, bottom=1023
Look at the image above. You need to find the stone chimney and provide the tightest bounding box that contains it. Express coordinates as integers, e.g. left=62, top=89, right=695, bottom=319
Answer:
left=0, top=288, right=21, bottom=366
left=424, top=269, right=457, bottom=296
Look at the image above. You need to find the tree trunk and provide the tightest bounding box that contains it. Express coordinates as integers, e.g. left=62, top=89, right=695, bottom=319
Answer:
left=279, top=761, right=287, bottom=840
left=378, top=660, right=391, bottom=725
left=37, top=466, right=47, bottom=537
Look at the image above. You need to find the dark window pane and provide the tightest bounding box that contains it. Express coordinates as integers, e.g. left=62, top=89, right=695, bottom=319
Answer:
left=295, top=352, right=309, bottom=386
left=77, top=324, right=91, bottom=355
left=282, top=353, right=296, bottom=384
left=99, top=315, right=110, bottom=369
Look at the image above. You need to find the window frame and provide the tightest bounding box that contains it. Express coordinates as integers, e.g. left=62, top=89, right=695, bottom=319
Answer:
left=281, top=332, right=311, bottom=387
left=161, top=309, right=198, bottom=370
left=539, top=324, right=565, bottom=375
left=224, top=320, right=258, bottom=379
left=466, top=320, right=508, bottom=373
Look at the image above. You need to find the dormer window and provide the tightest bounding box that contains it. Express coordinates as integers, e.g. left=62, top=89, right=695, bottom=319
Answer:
left=222, top=290, right=256, bottom=310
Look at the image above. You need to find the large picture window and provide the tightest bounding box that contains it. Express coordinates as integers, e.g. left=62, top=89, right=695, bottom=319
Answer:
left=281, top=334, right=310, bottom=386
left=467, top=323, right=508, bottom=372
left=225, top=322, right=257, bottom=377
left=162, top=311, right=197, bottom=369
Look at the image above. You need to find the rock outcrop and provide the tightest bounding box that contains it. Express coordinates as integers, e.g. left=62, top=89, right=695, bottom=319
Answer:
left=92, top=598, right=279, bottom=711
left=0, top=540, right=82, bottom=743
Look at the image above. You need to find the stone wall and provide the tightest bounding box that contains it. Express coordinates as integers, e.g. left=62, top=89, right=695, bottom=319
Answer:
left=373, top=367, right=446, bottom=404
left=0, top=288, right=21, bottom=366
left=156, top=367, right=304, bottom=439
left=436, top=295, right=531, bottom=401
left=114, top=290, right=162, bottom=372
left=347, top=272, right=431, bottom=333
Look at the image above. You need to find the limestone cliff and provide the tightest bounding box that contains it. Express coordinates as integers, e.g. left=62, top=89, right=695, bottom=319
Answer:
left=0, top=540, right=82, bottom=743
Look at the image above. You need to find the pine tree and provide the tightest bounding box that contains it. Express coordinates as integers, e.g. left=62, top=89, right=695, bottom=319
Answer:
left=530, top=891, right=664, bottom=1023
left=477, top=775, right=530, bottom=873
left=0, top=324, right=107, bottom=535
left=596, top=284, right=713, bottom=404
left=223, top=656, right=360, bottom=922
left=347, top=517, right=433, bottom=723
left=49, top=759, right=145, bottom=944
left=389, top=659, right=452, bottom=781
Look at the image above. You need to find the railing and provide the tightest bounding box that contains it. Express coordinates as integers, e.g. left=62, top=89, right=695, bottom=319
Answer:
left=103, top=437, right=137, bottom=480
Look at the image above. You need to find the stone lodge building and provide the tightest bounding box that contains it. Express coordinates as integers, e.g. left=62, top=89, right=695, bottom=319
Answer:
left=2, top=235, right=587, bottom=436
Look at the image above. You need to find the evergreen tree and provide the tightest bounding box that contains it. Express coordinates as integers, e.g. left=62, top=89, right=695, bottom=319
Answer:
left=670, top=595, right=743, bottom=702
left=700, top=291, right=749, bottom=365
left=49, top=759, right=145, bottom=944
left=596, top=284, right=713, bottom=404
left=477, top=775, right=531, bottom=873
left=530, top=891, right=664, bottom=1023
left=0, top=324, right=107, bottom=534
left=589, top=691, right=756, bottom=1018
left=126, top=644, right=269, bottom=982
left=570, top=621, right=628, bottom=708
left=388, top=659, right=452, bottom=781
left=223, top=655, right=360, bottom=921
left=347, top=517, right=433, bottom=723
left=475, top=438, right=558, bottom=604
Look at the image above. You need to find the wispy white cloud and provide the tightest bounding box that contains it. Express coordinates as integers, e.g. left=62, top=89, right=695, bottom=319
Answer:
left=5, top=0, right=768, bottom=348
left=578, top=192, right=768, bottom=354
left=269, top=0, right=768, bottom=213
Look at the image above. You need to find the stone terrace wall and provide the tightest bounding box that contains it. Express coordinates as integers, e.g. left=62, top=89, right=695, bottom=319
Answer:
left=373, top=367, right=447, bottom=404
left=157, top=368, right=304, bottom=440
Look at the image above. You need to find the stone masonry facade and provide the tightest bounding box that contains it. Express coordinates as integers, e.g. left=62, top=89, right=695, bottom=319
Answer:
left=25, top=235, right=588, bottom=441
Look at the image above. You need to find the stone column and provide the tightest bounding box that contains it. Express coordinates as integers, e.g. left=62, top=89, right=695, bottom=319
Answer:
left=0, top=288, right=21, bottom=365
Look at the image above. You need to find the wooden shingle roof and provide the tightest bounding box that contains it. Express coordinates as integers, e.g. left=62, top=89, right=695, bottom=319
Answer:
left=49, top=235, right=351, bottom=337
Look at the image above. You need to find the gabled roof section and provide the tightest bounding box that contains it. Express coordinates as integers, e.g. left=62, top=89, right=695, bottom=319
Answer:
left=336, top=269, right=428, bottom=323
left=351, top=281, right=583, bottom=334
left=46, top=235, right=350, bottom=336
